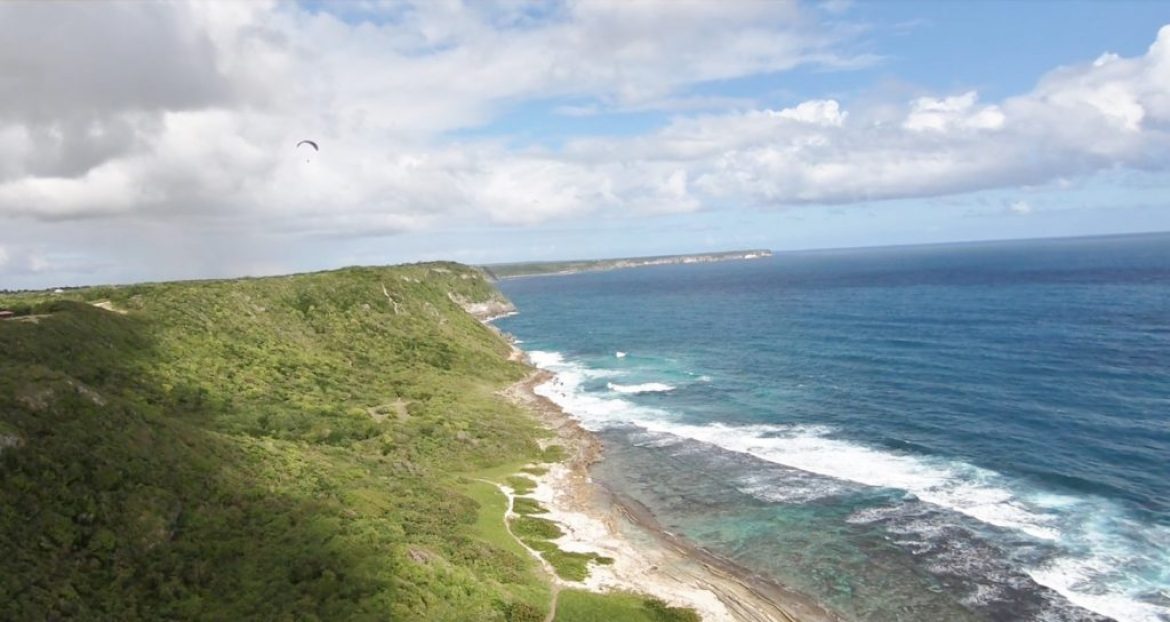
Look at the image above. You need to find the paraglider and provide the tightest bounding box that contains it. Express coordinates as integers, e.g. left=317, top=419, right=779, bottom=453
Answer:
left=297, top=140, right=318, bottom=163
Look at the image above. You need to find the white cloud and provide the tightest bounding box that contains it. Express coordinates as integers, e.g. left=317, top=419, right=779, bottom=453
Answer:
left=903, top=92, right=1004, bottom=132
left=1, top=0, right=1169, bottom=286
left=596, top=25, right=1170, bottom=207
left=1009, top=200, right=1033, bottom=215
left=0, top=0, right=853, bottom=233
left=771, top=100, right=848, bottom=126
left=557, top=95, right=761, bottom=117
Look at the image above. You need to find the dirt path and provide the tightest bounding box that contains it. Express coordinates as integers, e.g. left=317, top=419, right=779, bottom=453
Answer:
left=545, top=585, right=560, bottom=622
left=475, top=478, right=562, bottom=622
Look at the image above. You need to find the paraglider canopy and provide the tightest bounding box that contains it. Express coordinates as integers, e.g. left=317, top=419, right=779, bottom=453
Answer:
left=297, top=140, right=318, bottom=164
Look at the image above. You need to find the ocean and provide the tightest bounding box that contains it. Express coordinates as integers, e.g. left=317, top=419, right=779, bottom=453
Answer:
left=494, top=233, right=1170, bottom=622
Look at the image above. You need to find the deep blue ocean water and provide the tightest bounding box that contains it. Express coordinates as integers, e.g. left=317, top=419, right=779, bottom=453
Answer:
left=495, top=233, right=1170, bottom=622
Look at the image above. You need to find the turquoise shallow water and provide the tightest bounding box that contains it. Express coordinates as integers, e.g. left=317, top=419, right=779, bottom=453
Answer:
left=495, top=233, right=1170, bottom=622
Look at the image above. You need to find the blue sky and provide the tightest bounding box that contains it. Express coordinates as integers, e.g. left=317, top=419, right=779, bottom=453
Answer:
left=407, top=1, right=1170, bottom=265
left=1, top=0, right=1169, bottom=287
left=462, top=2, right=1170, bottom=138
left=842, top=2, right=1170, bottom=97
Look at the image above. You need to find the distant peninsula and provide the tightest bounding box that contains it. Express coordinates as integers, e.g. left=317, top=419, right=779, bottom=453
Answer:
left=483, top=249, right=772, bottom=280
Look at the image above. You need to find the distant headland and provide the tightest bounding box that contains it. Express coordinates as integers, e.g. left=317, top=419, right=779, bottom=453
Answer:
left=482, top=249, right=772, bottom=280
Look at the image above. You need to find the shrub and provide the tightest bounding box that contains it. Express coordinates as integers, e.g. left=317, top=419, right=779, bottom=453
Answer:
left=644, top=598, right=703, bottom=622
left=506, top=475, right=538, bottom=495
left=512, top=497, right=547, bottom=515
left=511, top=516, right=562, bottom=540
left=503, top=601, right=544, bottom=622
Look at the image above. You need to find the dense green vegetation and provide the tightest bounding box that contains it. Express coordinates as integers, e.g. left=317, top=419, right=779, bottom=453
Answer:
left=507, top=475, right=539, bottom=495
left=512, top=497, right=548, bottom=515
left=0, top=263, right=698, bottom=620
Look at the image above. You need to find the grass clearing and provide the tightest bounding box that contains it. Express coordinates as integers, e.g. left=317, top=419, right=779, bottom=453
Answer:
left=463, top=479, right=530, bottom=559
left=468, top=460, right=533, bottom=483
left=554, top=590, right=701, bottom=622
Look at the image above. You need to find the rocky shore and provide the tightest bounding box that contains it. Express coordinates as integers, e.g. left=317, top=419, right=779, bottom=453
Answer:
left=501, top=367, right=839, bottom=622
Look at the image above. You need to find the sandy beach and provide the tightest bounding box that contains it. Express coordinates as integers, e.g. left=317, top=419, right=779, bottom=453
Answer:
left=501, top=367, right=840, bottom=622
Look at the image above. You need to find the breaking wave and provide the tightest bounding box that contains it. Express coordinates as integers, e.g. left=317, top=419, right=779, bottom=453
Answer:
left=527, top=349, right=1170, bottom=622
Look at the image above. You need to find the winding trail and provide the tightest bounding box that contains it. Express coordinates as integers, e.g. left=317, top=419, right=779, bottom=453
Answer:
left=474, top=478, right=562, bottom=622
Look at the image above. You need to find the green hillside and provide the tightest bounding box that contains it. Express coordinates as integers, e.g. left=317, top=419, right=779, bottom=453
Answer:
left=0, top=264, right=692, bottom=621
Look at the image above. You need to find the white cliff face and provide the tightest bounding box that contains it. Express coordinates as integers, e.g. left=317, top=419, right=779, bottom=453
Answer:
left=448, top=292, right=517, bottom=322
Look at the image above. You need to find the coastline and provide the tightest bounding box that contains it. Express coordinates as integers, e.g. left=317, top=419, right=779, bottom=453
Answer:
left=485, top=250, right=773, bottom=281
left=501, top=366, right=839, bottom=622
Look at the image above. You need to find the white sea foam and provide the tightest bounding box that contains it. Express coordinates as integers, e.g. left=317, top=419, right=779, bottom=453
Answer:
left=734, top=472, right=846, bottom=503
left=1027, top=510, right=1170, bottom=622
left=654, top=421, right=1064, bottom=541
left=530, top=351, right=1059, bottom=537
left=529, top=351, right=671, bottom=429
left=530, top=351, right=620, bottom=379
left=607, top=382, right=675, bottom=394
left=528, top=350, right=566, bottom=368
left=526, top=350, right=1170, bottom=622
left=484, top=310, right=518, bottom=322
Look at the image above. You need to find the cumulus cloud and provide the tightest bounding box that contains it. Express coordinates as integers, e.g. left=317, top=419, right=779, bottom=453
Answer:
left=902, top=92, right=1004, bottom=132
left=588, top=24, right=1170, bottom=207
left=0, top=0, right=853, bottom=234
left=772, top=100, right=848, bottom=126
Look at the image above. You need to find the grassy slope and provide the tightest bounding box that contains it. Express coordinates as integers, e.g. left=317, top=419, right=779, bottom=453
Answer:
left=556, top=590, right=701, bottom=622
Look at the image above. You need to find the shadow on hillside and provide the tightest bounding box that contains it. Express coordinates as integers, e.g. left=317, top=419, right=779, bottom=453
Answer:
left=0, top=302, right=402, bottom=619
